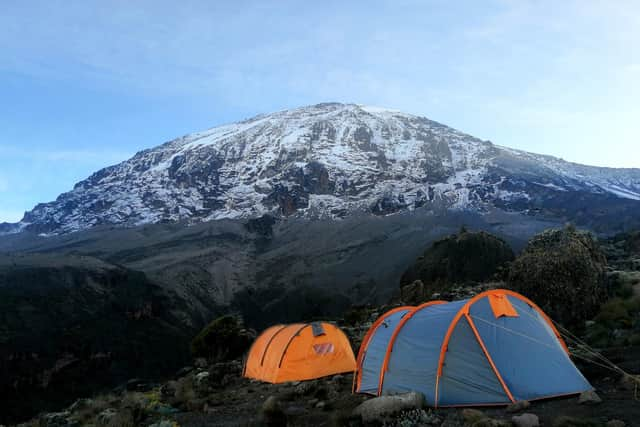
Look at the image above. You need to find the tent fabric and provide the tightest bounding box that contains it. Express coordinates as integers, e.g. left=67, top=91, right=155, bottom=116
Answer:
left=355, top=289, right=592, bottom=407
left=244, top=321, right=356, bottom=383
left=355, top=306, right=414, bottom=394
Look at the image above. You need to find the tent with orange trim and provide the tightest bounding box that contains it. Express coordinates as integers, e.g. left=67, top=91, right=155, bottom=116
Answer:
left=354, top=290, right=592, bottom=406
left=243, top=322, right=356, bottom=383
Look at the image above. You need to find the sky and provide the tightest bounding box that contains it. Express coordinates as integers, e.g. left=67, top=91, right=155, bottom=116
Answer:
left=1, top=0, right=639, bottom=223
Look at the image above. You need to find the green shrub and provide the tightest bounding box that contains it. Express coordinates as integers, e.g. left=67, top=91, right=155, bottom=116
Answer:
left=507, top=227, right=607, bottom=330
left=190, top=315, right=253, bottom=362
left=400, top=229, right=514, bottom=302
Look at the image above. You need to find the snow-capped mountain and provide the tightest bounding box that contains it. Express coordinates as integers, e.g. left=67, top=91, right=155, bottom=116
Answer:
left=5, top=103, right=640, bottom=235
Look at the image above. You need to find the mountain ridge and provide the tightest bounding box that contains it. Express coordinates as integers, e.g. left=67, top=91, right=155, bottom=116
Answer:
left=3, top=102, right=640, bottom=235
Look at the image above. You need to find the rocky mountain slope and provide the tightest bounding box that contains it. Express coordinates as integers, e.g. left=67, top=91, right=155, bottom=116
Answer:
left=3, top=103, right=640, bottom=235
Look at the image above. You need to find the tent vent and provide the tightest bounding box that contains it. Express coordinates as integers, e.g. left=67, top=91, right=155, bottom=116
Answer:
left=311, top=322, right=326, bottom=337
left=488, top=293, right=519, bottom=318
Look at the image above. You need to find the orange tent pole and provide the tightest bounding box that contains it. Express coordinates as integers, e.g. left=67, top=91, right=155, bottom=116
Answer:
left=353, top=306, right=414, bottom=393
left=376, top=300, right=447, bottom=396
left=465, top=313, right=515, bottom=403
left=434, top=289, right=568, bottom=407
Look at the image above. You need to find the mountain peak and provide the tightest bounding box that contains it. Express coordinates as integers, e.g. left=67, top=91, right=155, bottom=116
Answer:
left=5, top=104, right=640, bottom=235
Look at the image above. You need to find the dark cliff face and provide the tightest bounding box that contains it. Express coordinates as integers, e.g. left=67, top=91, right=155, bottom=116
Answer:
left=0, top=255, right=193, bottom=424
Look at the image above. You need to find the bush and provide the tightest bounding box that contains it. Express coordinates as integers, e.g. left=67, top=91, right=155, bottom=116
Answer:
left=190, top=315, right=253, bottom=362
left=400, top=229, right=514, bottom=303
left=507, top=227, right=607, bottom=330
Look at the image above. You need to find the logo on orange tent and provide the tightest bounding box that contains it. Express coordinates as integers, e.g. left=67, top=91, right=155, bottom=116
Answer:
left=313, top=343, right=335, bottom=355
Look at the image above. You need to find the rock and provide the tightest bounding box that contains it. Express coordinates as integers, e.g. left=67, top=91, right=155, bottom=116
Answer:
left=607, top=421, right=626, bottom=427
left=194, top=371, right=210, bottom=393
left=315, top=401, right=326, bottom=410
left=578, top=390, right=602, bottom=405
left=352, top=392, right=425, bottom=423
left=512, top=413, right=540, bottom=427
left=506, top=400, right=531, bottom=413
left=260, top=396, right=287, bottom=427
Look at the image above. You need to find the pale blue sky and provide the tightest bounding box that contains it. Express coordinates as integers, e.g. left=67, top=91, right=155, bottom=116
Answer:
left=1, top=0, right=639, bottom=222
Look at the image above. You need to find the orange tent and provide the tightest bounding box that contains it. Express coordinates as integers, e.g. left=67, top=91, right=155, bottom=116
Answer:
left=243, top=322, right=356, bottom=383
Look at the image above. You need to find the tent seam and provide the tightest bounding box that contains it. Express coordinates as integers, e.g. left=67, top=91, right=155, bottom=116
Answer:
left=259, top=324, right=291, bottom=366
left=276, top=324, right=310, bottom=369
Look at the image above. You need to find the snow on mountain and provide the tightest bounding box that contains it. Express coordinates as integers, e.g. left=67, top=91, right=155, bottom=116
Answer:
left=6, top=102, right=640, bottom=235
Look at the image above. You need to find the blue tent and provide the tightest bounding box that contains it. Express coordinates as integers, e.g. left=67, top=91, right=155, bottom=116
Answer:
left=354, top=290, right=592, bottom=406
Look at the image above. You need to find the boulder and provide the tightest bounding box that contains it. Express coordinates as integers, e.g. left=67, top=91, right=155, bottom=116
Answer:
left=578, top=390, right=602, bottom=405
left=352, top=392, right=425, bottom=423
left=512, top=413, right=540, bottom=427
left=606, top=420, right=626, bottom=427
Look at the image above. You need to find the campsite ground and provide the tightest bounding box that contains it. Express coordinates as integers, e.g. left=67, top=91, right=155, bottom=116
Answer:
left=23, top=346, right=639, bottom=427
left=166, top=372, right=640, bottom=427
